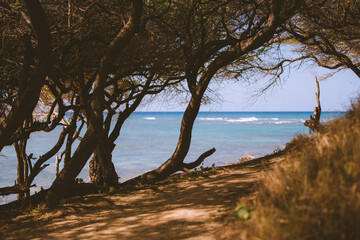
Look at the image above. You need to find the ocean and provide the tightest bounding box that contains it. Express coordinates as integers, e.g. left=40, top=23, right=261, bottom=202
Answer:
left=0, top=111, right=341, bottom=203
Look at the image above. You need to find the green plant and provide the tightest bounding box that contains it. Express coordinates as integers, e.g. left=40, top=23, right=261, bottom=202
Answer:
left=232, top=204, right=252, bottom=221
left=30, top=204, right=43, bottom=214
left=108, top=186, right=115, bottom=193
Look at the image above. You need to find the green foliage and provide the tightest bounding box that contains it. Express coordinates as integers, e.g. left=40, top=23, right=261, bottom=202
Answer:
left=172, top=174, right=184, bottom=181
left=23, top=204, right=44, bottom=215
left=31, top=205, right=43, bottom=213
left=286, top=0, right=360, bottom=74
left=232, top=204, right=252, bottom=221
left=108, top=186, right=115, bottom=193
left=9, top=1, right=24, bottom=10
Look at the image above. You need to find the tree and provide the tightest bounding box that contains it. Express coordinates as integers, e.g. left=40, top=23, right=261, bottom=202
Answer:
left=41, top=0, right=144, bottom=206
left=285, top=0, right=360, bottom=78
left=304, top=77, right=322, bottom=132
left=71, top=1, right=186, bottom=187
left=0, top=0, right=52, bottom=151
left=1, top=0, right=184, bottom=200
left=122, top=0, right=301, bottom=186
left=88, top=73, right=183, bottom=187
left=0, top=0, right=304, bottom=206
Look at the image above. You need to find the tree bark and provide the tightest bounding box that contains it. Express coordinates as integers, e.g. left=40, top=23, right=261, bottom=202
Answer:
left=89, top=136, right=118, bottom=187
left=42, top=0, right=143, bottom=207
left=305, top=77, right=322, bottom=132
left=43, top=126, right=98, bottom=206
left=14, top=128, right=31, bottom=199
left=89, top=78, right=151, bottom=187
left=0, top=0, right=51, bottom=151
left=15, top=142, right=25, bottom=199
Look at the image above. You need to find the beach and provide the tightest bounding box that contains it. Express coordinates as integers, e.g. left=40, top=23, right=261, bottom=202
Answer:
left=0, top=153, right=283, bottom=239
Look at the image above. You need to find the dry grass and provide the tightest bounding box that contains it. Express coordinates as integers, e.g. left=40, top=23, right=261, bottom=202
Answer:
left=224, top=98, right=360, bottom=240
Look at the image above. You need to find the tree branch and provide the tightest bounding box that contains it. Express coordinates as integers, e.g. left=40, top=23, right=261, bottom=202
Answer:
left=182, top=148, right=216, bottom=169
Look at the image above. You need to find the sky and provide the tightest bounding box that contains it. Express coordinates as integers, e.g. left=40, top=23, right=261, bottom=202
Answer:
left=138, top=64, right=360, bottom=112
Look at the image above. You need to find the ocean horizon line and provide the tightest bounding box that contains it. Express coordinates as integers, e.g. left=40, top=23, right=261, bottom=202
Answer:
left=132, top=110, right=345, bottom=113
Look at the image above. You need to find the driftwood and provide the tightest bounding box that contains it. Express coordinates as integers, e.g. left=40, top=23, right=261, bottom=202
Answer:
left=304, top=77, right=322, bottom=132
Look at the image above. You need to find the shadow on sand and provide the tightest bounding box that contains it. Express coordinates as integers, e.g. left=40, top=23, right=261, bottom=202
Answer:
left=0, top=153, right=282, bottom=239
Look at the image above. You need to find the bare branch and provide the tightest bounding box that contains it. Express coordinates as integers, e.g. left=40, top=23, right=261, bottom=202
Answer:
left=182, top=148, right=216, bottom=169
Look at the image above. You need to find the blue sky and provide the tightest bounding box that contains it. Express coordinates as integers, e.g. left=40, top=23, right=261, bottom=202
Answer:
left=139, top=65, right=360, bottom=112
left=217, top=67, right=360, bottom=112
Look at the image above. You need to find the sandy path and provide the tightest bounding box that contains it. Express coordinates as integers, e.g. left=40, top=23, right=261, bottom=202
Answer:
left=0, top=158, right=278, bottom=239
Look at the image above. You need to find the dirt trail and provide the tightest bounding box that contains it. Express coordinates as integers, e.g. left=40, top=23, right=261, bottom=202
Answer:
left=0, top=156, right=281, bottom=239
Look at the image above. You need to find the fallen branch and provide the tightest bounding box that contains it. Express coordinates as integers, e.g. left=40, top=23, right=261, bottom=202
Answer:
left=0, top=183, right=36, bottom=196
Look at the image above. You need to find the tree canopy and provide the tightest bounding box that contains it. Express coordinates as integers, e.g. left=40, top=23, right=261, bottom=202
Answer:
left=0, top=0, right=359, bottom=207
left=284, top=0, right=360, bottom=78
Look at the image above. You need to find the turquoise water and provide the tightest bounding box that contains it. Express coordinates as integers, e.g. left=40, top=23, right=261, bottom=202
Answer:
left=0, top=111, right=341, bottom=203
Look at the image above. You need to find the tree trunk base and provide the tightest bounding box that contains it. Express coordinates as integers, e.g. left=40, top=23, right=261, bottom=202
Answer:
left=89, top=154, right=119, bottom=187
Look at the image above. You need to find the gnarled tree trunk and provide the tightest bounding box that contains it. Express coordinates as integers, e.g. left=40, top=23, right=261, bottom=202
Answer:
left=42, top=0, right=143, bottom=207
left=89, top=137, right=118, bottom=187
left=122, top=0, right=294, bottom=186
left=122, top=77, right=216, bottom=186
left=0, top=0, right=52, bottom=151
left=14, top=139, right=30, bottom=199
left=88, top=79, right=152, bottom=187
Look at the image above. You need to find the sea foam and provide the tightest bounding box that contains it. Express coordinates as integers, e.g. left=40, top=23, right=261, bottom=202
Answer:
left=143, top=117, right=156, bottom=120
left=226, top=117, right=258, bottom=123
left=198, top=117, right=224, bottom=121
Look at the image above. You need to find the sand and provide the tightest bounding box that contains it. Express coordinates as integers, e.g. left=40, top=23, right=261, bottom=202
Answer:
left=0, top=154, right=283, bottom=240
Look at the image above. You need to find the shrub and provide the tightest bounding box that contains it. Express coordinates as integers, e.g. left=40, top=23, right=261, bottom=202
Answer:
left=232, top=98, right=360, bottom=240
